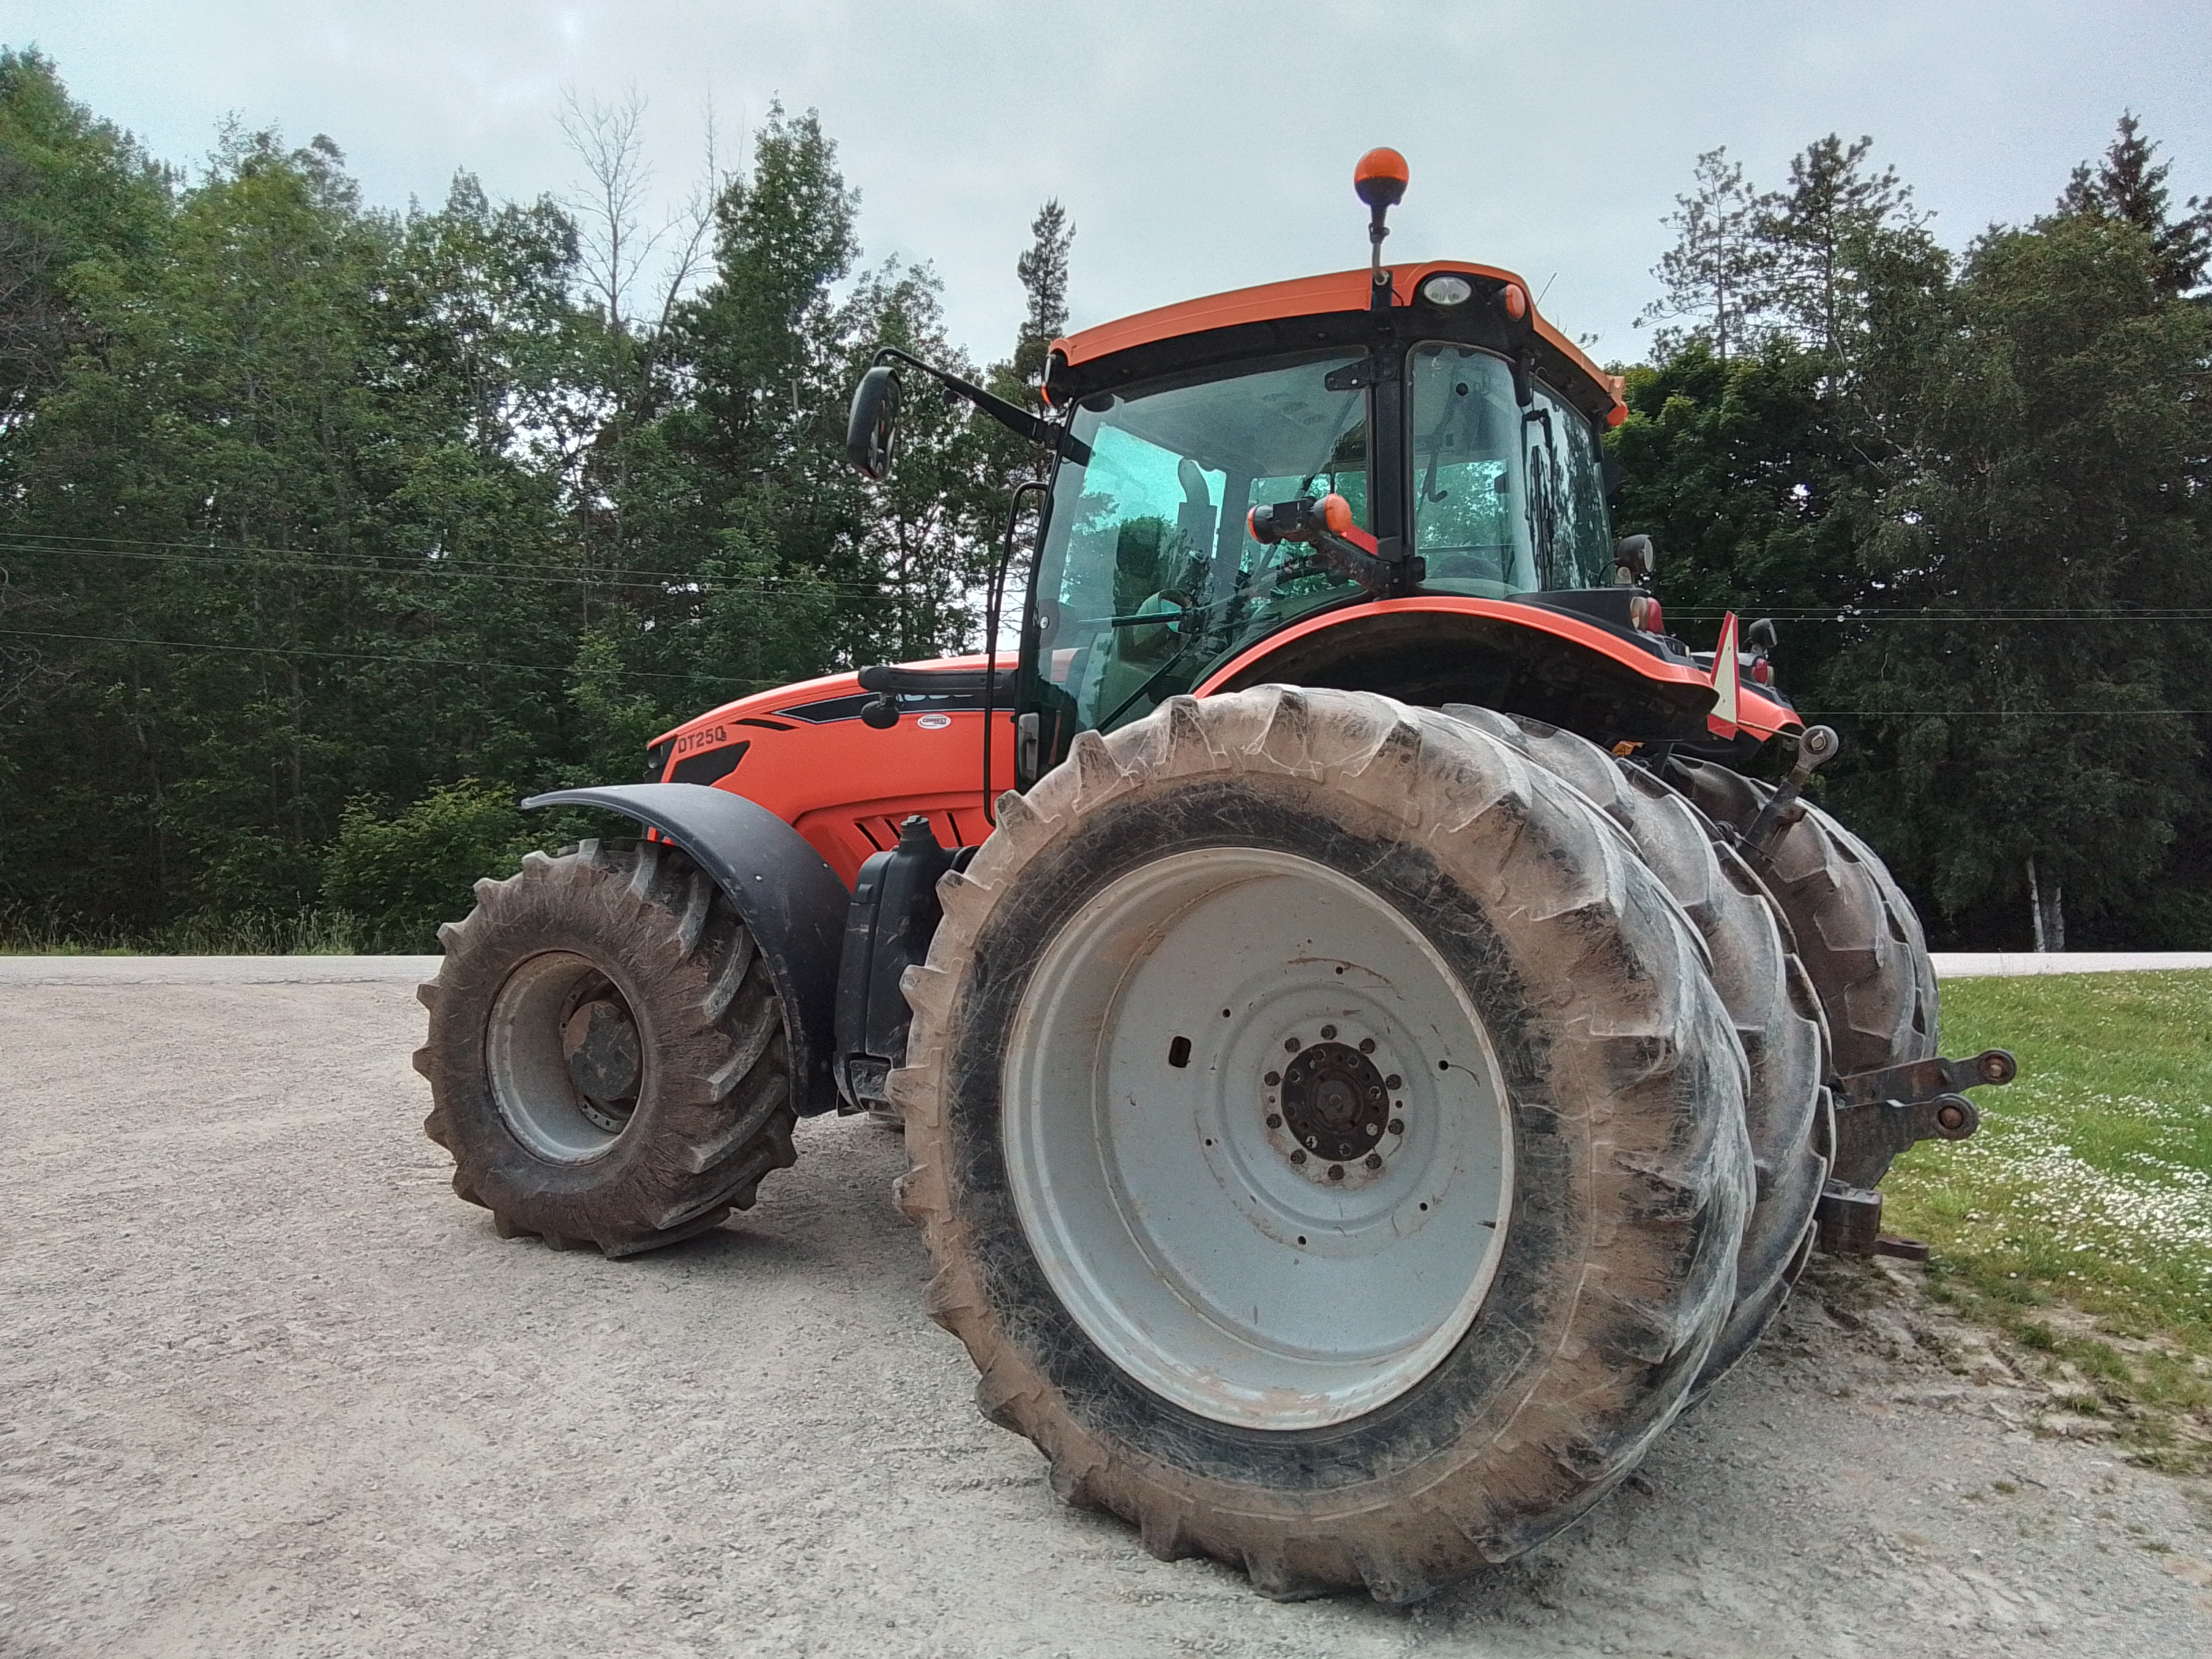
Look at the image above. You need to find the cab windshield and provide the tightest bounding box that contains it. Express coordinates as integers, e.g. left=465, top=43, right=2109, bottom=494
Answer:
left=1031, top=351, right=1370, bottom=735
left=1027, top=342, right=1613, bottom=736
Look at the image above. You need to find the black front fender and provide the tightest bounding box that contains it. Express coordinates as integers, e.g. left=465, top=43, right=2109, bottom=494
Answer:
left=523, top=783, right=848, bottom=1117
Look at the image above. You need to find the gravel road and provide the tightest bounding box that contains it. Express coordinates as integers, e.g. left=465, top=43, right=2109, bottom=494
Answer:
left=4, top=975, right=2209, bottom=1658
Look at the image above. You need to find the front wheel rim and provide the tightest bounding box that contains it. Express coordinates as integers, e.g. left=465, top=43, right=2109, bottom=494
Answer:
left=485, top=952, right=644, bottom=1163
left=1002, top=847, right=1514, bottom=1431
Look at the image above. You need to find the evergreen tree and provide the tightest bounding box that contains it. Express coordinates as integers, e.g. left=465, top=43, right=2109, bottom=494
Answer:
left=2055, top=112, right=2211, bottom=297
left=1011, top=198, right=1073, bottom=390
left=1756, top=135, right=1934, bottom=375
left=1636, top=148, right=1769, bottom=365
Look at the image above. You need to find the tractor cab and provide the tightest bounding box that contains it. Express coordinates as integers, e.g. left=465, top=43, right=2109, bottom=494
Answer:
left=1024, top=258, right=1626, bottom=761
left=841, top=148, right=1782, bottom=785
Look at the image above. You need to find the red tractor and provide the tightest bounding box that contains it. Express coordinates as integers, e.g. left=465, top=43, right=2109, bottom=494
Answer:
left=417, top=150, right=2011, bottom=1601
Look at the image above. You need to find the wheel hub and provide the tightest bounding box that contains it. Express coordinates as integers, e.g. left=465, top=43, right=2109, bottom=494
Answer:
left=1279, top=1040, right=1390, bottom=1162
left=563, top=998, right=640, bottom=1131
left=486, top=954, right=645, bottom=1161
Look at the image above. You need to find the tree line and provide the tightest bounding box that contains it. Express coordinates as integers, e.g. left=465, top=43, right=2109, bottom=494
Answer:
left=1, top=47, right=2205, bottom=950
left=1617, top=117, right=2211, bottom=950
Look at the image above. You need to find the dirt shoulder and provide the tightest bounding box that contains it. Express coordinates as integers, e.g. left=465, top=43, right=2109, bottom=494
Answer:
left=3, top=980, right=2208, bottom=1658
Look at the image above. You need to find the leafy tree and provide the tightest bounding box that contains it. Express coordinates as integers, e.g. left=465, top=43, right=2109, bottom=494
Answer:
left=1822, top=209, right=2211, bottom=947
left=1611, top=337, right=1876, bottom=680
left=322, top=778, right=537, bottom=951
left=0, top=49, right=170, bottom=432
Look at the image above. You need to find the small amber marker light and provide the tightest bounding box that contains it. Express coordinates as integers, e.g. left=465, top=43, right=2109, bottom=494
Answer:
left=1319, top=493, right=1353, bottom=534
left=1353, top=147, right=1410, bottom=207
left=1502, top=283, right=1528, bottom=320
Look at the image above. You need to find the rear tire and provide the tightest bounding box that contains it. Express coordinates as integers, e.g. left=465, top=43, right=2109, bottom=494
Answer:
left=415, top=838, right=796, bottom=1256
left=892, top=689, right=1751, bottom=1602
left=1441, top=709, right=1829, bottom=1396
left=1666, top=759, right=1938, bottom=1173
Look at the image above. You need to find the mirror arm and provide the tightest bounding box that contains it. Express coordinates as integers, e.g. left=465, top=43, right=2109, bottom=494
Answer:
left=870, top=347, right=1092, bottom=467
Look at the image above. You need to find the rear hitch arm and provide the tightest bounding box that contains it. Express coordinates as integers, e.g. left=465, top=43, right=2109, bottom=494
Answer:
left=1818, top=1048, right=2019, bottom=1258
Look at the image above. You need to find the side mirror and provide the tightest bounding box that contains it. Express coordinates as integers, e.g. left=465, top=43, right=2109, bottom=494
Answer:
left=845, top=365, right=903, bottom=480
left=1614, top=533, right=1655, bottom=584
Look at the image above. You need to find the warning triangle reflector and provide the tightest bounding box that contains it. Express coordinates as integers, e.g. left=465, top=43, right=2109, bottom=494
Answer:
left=1708, top=612, right=1742, bottom=738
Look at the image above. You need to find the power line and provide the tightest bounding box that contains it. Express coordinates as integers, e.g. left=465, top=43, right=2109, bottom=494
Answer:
left=0, top=541, right=952, bottom=601
left=1669, top=609, right=2212, bottom=622
left=0, top=627, right=779, bottom=689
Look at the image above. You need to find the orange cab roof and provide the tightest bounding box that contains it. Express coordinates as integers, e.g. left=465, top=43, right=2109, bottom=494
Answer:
left=1052, top=261, right=1626, bottom=418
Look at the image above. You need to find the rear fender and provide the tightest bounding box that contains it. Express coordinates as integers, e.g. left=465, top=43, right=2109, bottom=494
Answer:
left=1196, top=598, right=1799, bottom=745
left=523, top=783, right=848, bottom=1117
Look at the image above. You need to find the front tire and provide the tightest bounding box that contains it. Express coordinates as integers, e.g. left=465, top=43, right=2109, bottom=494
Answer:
left=415, top=838, right=796, bottom=1256
left=891, top=689, right=1751, bottom=1602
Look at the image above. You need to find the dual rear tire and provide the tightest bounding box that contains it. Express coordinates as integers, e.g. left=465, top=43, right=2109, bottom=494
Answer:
left=890, top=689, right=1755, bottom=1601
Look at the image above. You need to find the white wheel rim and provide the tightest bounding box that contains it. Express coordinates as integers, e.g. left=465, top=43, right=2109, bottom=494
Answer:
left=486, top=951, right=640, bottom=1164
left=1002, top=847, right=1514, bottom=1430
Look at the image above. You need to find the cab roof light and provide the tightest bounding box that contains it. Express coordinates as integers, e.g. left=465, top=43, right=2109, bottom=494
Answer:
left=1354, top=148, right=1410, bottom=287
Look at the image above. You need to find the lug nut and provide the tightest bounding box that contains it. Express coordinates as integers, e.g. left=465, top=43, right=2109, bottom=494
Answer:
left=1284, top=1037, right=1300, bottom=1052
left=1265, top=1070, right=1281, bottom=1087
left=1385, top=1073, right=1401, bottom=1090
left=1290, top=1150, right=1307, bottom=1165
left=1320, top=1025, right=1336, bottom=1040
left=1365, top=1154, right=1382, bottom=1170
left=1366, top=1122, right=1381, bottom=1137
left=1266, top=1113, right=1282, bottom=1129
left=1359, top=1037, right=1376, bottom=1053
left=1304, top=1136, right=1318, bottom=1149
left=1389, top=1119, right=1404, bottom=1135
left=1327, top=1164, right=1345, bottom=1181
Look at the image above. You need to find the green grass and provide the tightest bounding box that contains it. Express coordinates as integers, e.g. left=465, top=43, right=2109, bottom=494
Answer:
left=1882, top=970, right=2212, bottom=1468
left=0, top=905, right=364, bottom=956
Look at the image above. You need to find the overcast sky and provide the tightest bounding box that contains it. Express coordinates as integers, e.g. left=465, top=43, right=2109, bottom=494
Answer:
left=11, top=2, right=2210, bottom=367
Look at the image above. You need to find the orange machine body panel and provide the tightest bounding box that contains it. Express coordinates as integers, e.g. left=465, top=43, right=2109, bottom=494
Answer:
left=655, top=600, right=1795, bottom=890
left=1195, top=598, right=1801, bottom=742
left=650, top=655, right=1016, bottom=889
left=1051, top=262, right=1627, bottom=422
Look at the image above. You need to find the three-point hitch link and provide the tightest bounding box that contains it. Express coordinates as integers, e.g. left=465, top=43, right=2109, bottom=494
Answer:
left=1741, top=723, right=1841, bottom=858
left=1818, top=1048, right=2019, bottom=1258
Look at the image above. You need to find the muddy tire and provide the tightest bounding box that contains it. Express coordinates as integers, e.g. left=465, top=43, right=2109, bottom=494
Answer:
left=1441, top=709, right=1829, bottom=1395
left=415, top=838, right=796, bottom=1256
left=1666, top=759, right=1939, bottom=1120
left=891, top=688, right=1752, bottom=1603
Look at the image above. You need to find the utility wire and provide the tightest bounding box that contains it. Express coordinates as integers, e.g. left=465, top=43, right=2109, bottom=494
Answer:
left=0, top=539, right=942, bottom=600
left=0, top=529, right=990, bottom=599
left=0, top=628, right=781, bottom=689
